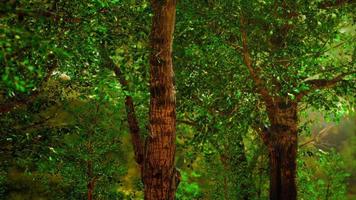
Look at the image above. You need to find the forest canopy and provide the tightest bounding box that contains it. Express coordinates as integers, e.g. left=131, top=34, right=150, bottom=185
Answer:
left=0, top=0, right=355, bottom=200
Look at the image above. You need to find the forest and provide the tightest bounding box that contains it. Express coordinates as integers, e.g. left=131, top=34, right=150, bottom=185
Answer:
left=0, top=0, right=355, bottom=200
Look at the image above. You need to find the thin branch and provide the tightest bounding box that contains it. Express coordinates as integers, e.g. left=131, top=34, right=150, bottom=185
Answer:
left=296, top=70, right=356, bottom=101
left=304, top=40, right=350, bottom=60
left=0, top=6, right=109, bottom=23
left=299, top=125, right=333, bottom=148
left=226, top=41, right=243, bottom=53
left=251, top=123, right=270, bottom=146
left=190, top=94, right=240, bottom=117
left=13, top=111, right=59, bottom=132
left=176, top=119, right=196, bottom=126
left=319, top=0, right=354, bottom=9
left=0, top=6, right=81, bottom=22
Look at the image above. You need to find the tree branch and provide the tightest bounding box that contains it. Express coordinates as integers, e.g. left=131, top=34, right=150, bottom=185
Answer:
left=251, top=122, right=270, bottom=146
left=0, top=5, right=106, bottom=23
left=226, top=41, right=243, bottom=53
left=100, top=46, right=144, bottom=164
left=239, top=15, right=274, bottom=107
left=319, top=0, right=354, bottom=9
left=296, top=70, right=356, bottom=101
left=299, top=125, right=333, bottom=148
left=0, top=57, right=58, bottom=114
left=176, top=119, right=196, bottom=126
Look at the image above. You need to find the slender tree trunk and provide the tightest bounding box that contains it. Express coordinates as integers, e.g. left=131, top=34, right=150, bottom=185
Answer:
left=142, top=1, right=179, bottom=199
left=325, top=182, right=330, bottom=200
left=220, top=131, right=251, bottom=200
left=86, top=105, right=99, bottom=200
left=266, top=102, right=298, bottom=200
left=228, top=135, right=251, bottom=200
left=87, top=138, right=96, bottom=200
left=220, top=154, right=230, bottom=200
left=232, top=134, right=251, bottom=200
left=87, top=160, right=95, bottom=200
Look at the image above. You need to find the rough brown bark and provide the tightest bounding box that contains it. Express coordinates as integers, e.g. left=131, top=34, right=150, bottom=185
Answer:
left=101, top=1, right=179, bottom=198
left=266, top=101, right=298, bottom=200
left=142, top=1, right=179, bottom=199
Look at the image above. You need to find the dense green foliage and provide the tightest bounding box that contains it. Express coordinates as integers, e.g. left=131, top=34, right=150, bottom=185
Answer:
left=0, top=0, right=355, bottom=199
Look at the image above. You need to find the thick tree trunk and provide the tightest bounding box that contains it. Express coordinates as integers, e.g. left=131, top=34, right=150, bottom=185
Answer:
left=100, top=1, right=178, bottom=198
left=143, top=1, right=179, bottom=200
left=267, top=101, right=298, bottom=200
left=268, top=134, right=297, bottom=200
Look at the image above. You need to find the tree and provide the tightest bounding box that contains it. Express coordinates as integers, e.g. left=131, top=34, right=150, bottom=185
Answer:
left=102, top=0, right=180, bottom=199
left=144, top=1, right=179, bottom=198
left=239, top=2, right=354, bottom=199
left=1, top=1, right=147, bottom=198
left=1, top=0, right=354, bottom=199
left=2, top=0, right=178, bottom=198
left=175, top=1, right=355, bottom=199
left=0, top=0, right=61, bottom=114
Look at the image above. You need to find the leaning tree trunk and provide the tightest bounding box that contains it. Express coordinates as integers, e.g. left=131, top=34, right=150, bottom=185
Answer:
left=266, top=101, right=298, bottom=200
left=143, top=1, right=179, bottom=200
